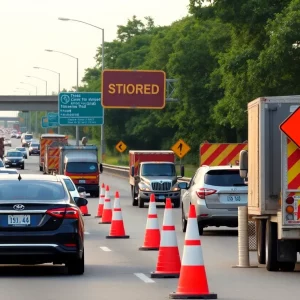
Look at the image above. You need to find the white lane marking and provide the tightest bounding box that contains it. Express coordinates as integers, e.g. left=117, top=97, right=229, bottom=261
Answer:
left=134, top=273, right=155, bottom=283
left=84, top=232, right=90, bottom=235
left=99, top=246, right=111, bottom=252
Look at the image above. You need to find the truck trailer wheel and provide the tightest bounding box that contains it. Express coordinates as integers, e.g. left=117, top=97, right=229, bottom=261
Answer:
left=266, top=220, right=279, bottom=271
left=257, top=219, right=266, bottom=264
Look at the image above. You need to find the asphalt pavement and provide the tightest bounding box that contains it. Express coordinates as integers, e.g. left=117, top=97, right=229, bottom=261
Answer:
left=1, top=137, right=300, bottom=300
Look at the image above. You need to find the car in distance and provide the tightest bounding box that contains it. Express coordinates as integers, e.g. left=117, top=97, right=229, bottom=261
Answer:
left=3, top=150, right=25, bottom=169
left=0, top=174, right=87, bottom=274
left=21, top=133, right=33, bottom=147
left=4, top=138, right=11, bottom=147
left=28, top=142, right=40, bottom=156
left=15, top=147, right=28, bottom=159
left=180, top=165, right=248, bottom=235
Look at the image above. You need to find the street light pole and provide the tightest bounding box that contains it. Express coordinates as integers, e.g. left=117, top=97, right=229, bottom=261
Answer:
left=25, top=76, right=47, bottom=95
left=33, top=66, right=61, bottom=133
left=58, top=17, right=105, bottom=161
left=45, top=49, right=80, bottom=145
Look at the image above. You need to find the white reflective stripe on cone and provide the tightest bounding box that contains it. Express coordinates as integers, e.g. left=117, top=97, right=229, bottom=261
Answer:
left=185, top=218, right=200, bottom=240
left=182, top=245, right=204, bottom=266
left=104, top=199, right=112, bottom=209
left=148, top=202, right=157, bottom=214
left=112, top=210, right=123, bottom=220
left=99, top=197, right=104, bottom=204
left=114, top=198, right=120, bottom=209
left=162, top=209, right=173, bottom=226
left=160, top=230, right=178, bottom=247
left=146, top=217, right=159, bottom=229
left=100, top=188, right=105, bottom=196
left=104, top=191, right=110, bottom=198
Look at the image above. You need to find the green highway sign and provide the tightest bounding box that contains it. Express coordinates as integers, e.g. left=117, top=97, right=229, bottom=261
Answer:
left=47, top=112, right=58, bottom=127
left=58, top=92, right=104, bottom=126
left=41, top=116, right=48, bottom=128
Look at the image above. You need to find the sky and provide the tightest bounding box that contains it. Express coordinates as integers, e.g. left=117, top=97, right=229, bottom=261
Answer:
left=0, top=0, right=190, bottom=117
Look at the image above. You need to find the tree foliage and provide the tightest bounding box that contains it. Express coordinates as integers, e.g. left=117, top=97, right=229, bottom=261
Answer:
left=22, top=2, right=300, bottom=164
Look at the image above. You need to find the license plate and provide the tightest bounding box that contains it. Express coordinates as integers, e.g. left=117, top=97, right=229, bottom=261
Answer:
left=158, top=195, right=165, bottom=200
left=12, top=163, right=16, bottom=165
left=79, top=180, right=85, bottom=184
left=8, top=215, right=30, bottom=225
left=221, top=195, right=242, bottom=203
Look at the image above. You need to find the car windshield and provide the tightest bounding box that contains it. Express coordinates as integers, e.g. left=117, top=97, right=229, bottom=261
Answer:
left=0, top=181, right=66, bottom=200
left=66, top=162, right=98, bottom=174
left=31, top=144, right=39, bottom=148
left=16, top=147, right=25, bottom=151
left=24, top=134, right=33, bottom=140
left=6, top=152, right=23, bottom=157
left=204, top=170, right=247, bottom=187
left=63, top=179, right=76, bottom=191
left=140, top=163, right=176, bottom=176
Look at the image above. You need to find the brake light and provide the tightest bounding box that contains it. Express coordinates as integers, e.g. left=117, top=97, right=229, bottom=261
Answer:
left=196, top=188, right=217, bottom=199
left=46, top=207, right=80, bottom=219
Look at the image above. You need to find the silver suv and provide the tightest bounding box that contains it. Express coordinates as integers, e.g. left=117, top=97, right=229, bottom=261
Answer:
left=179, top=165, right=247, bottom=235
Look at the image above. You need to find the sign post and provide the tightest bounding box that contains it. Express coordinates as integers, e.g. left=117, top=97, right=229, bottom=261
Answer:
left=115, top=141, right=127, bottom=164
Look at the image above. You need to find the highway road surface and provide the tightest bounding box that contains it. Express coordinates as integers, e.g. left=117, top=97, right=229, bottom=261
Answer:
left=1, top=137, right=300, bottom=300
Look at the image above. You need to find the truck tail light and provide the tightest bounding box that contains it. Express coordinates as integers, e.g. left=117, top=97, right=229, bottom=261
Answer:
left=46, top=207, right=80, bottom=219
left=196, top=188, right=217, bottom=199
left=286, top=197, right=294, bottom=204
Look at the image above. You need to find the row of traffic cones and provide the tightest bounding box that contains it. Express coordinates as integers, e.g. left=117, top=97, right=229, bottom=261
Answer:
left=94, top=183, right=217, bottom=299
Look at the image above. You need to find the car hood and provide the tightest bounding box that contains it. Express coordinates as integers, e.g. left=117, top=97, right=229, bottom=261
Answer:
left=140, top=176, right=177, bottom=185
left=5, top=156, right=23, bottom=160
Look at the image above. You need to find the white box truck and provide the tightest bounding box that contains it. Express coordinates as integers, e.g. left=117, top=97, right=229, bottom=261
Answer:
left=239, top=96, right=300, bottom=271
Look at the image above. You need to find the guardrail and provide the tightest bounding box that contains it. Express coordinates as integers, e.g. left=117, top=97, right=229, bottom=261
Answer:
left=102, top=163, right=192, bottom=182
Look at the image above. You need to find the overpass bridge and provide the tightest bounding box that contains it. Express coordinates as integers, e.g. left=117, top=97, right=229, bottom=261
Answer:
left=0, top=117, right=19, bottom=121
left=0, top=96, right=58, bottom=111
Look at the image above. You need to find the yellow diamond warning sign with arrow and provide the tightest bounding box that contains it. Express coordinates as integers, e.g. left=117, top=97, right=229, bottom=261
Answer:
left=171, top=139, right=191, bottom=159
left=116, top=141, right=127, bottom=153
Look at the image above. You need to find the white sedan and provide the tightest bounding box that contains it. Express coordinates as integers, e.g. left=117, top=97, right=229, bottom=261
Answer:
left=58, top=175, right=86, bottom=199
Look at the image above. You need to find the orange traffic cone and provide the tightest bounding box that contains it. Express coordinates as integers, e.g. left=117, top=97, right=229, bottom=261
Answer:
left=106, top=191, right=130, bottom=239
left=169, top=204, right=217, bottom=299
left=99, top=185, right=112, bottom=224
left=139, top=193, right=160, bottom=251
left=95, top=183, right=105, bottom=218
left=151, top=198, right=181, bottom=278
left=79, top=201, right=91, bottom=216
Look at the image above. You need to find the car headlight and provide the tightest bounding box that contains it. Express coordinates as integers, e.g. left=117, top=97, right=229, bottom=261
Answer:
left=172, top=187, right=180, bottom=191
left=139, top=184, right=151, bottom=191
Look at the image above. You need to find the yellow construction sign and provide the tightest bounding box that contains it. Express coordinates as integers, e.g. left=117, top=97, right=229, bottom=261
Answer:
left=116, top=141, right=127, bottom=153
left=171, top=139, right=191, bottom=159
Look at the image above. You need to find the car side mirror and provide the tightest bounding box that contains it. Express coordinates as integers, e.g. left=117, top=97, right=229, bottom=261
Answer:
left=74, top=197, right=88, bottom=207
left=178, top=182, right=189, bottom=190
left=130, top=165, right=135, bottom=177
left=99, top=163, right=103, bottom=173
left=239, top=150, right=248, bottom=179
left=77, top=186, right=86, bottom=193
